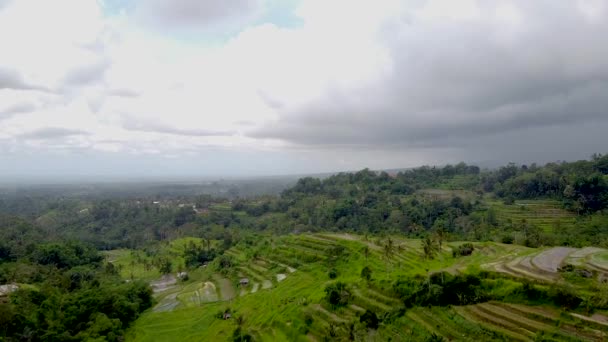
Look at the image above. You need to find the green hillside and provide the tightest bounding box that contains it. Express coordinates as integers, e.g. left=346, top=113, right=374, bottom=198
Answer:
left=121, top=233, right=608, bottom=341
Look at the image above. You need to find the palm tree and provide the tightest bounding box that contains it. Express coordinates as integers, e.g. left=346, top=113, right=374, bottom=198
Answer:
left=434, top=228, right=446, bottom=251
left=383, top=238, right=395, bottom=279
left=422, top=236, right=438, bottom=260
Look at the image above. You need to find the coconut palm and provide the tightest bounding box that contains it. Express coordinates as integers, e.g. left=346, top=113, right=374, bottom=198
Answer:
left=383, top=238, right=395, bottom=279
left=422, top=236, right=438, bottom=260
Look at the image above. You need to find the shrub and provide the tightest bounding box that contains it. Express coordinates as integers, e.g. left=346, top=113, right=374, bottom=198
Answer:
left=452, top=243, right=475, bottom=257
left=501, top=235, right=514, bottom=244
left=361, top=266, right=372, bottom=281
left=328, top=268, right=338, bottom=279
left=549, top=284, right=582, bottom=309
left=324, top=282, right=351, bottom=308
left=360, top=310, right=379, bottom=329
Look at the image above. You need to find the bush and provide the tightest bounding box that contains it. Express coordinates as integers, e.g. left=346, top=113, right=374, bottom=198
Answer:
left=324, top=282, right=351, bottom=308
left=452, top=243, right=475, bottom=257
left=328, top=268, right=338, bottom=279
left=361, top=266, right=372, bottom=281
left=360, top=310, right=379, bottom=329
left=501, top=235, right=514, bottom=244
left=549, top=284, right=582, bottom=309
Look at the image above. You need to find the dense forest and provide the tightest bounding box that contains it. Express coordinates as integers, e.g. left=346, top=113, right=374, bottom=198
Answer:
left=1, top=155, right=608, bottom=341
left=2, top=154, right=607, bottom=249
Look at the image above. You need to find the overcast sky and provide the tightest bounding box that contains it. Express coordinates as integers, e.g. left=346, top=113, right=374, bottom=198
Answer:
left=1, top=0, right=607, bottom=182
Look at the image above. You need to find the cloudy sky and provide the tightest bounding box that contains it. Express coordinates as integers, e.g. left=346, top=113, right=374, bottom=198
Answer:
left=1, top=0, right=607, bottom=181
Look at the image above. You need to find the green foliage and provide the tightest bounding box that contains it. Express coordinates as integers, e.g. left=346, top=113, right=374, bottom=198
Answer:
left=360, top=266, right=372, bottom=281
left=1, top=243, right=154, bottom=341
left=183, top=241, right=217, bottom=268
left=501, top=235, right=514, bottom=244
left=32, top=242, right=102, bottom=269
left=426, top=332, right=446, bottom=342
left=393, top=273, right=488, bottom=307
left=422, top=237, right=438, bottom=260
left=452, top=243, right=475, bottom=257
left=359, top=310, right=379, bottom=329
left=158, top=258, right=173, bottom=274
left=328, top=268, right=338, bottom=279
left=324, top=282, right=351, bottom=308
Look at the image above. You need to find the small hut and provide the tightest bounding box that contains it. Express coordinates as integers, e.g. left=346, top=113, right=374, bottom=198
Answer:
left=239, top=278, right=249, bottom=286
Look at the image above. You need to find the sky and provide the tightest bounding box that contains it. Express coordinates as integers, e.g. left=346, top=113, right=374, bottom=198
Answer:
left=1, top=0, right=607, bottom=182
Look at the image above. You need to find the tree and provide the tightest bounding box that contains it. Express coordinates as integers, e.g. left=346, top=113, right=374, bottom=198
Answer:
left=434, top=228, right=446, bottom=250
left=324, top=282, right=351, bottom=308
left=360, top=310, right=379, bottom=329
left=422, top=237, right=438, bottom=260
left=383, top=238, right=395, bottom=278
left=159, top=258, right=173, bottom=274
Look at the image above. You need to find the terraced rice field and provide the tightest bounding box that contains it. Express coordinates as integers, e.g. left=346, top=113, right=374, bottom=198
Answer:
left=128, top=233, right=608, bottom=341
left=451, top=302, right=608, bottom=341
left=489, top=199, right=577, bottom=233
left=484, top=246, right=608, bottom=282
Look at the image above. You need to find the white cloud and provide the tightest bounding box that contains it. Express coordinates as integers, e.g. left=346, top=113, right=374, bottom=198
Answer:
left=1, top=0, right=608, bottom=179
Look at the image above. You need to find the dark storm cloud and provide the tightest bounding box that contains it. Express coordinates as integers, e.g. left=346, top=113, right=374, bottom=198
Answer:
left=124, top=121, right=235, bottom=137
left=19, top=127, right=90, bottom=140
left=135, top=0, right=261, bottom=29
left=248, top=1, right=608, bottom=155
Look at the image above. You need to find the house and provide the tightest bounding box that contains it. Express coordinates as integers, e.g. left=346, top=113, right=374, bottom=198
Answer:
left=239, top=278, right=249, bottom=286
left=177, top=272, right=188, bottom=280
left=223, top=312, right=232, bottom=320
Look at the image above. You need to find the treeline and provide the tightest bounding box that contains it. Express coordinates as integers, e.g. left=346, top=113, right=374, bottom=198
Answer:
left=1, top=155, right=607, bottom=250
left=489, top=155, right=608, bottom=213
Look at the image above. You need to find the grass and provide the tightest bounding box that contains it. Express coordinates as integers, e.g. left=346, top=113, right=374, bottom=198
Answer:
left=119, top=232, right=608, bottom=341
left=486, top=199, right=576, bottom=233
